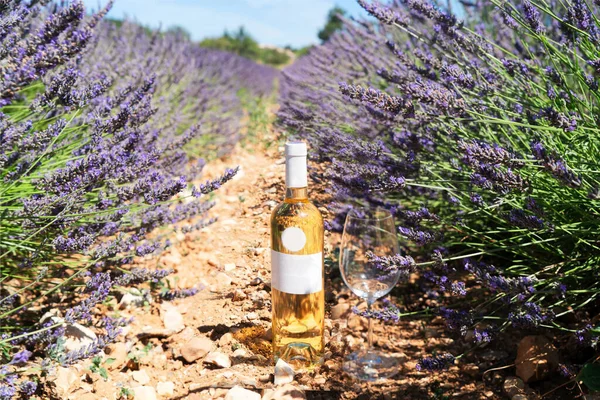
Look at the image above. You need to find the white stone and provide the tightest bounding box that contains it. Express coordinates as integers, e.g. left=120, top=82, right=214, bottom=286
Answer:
left=133, top=386, right=157, bottom=400
left=162, top=309, right=185, bottom=333
left=224, top=385, right=260, bottom=400
left=64, top=323, right=97, bottom=353
left=216, top=272, right=233, bottom=286
left=244, top=312, right=258, bottom=321
left=224, top=263, right=236, bottom=272
left=232, top=348, right=247, bottom=358
left=203, top=351, right=231, bottom=368
left=132, top=369, right=150, bottom=385
left=156, top=381, right=174, bottom=397
left=274, top=358, right=295, bottom=386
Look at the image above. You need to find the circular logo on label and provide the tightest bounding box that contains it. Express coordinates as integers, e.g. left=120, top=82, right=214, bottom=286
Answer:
left=281, top=227, right=306, bottom=252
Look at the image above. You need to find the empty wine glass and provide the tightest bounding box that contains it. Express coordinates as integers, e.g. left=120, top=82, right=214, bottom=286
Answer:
left=339, top=207, right=401, bottom=381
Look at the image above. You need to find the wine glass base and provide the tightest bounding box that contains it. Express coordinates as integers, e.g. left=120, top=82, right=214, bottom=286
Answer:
left=343, top=349, right=399, bottom=382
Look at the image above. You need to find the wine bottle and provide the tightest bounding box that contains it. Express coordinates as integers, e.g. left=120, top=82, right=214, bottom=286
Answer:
left=270, top=141, right=324, bottom=368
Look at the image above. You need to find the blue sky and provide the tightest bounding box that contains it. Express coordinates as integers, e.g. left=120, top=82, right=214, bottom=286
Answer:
left=87, top=0, right=369, bottom=48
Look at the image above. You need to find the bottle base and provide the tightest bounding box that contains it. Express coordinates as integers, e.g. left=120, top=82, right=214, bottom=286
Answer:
left=275, top=342, right=322, bottom=370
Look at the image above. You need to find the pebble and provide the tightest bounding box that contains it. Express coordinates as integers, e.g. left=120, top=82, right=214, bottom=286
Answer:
left=504, top=376, right=525, bottom=397
left=253, top=248, right=267, bottom=256
left=463, top=363, right=480, bottom=377
left=262, top=384, right=306, bottom=400
left=181, top=337, right=212, bottom=363
left=245, top=312, right=258, bottom=321
left=232, top=348, right=247, bottom=358
left=219, top=332, right=234, bottom=347
left=232, top=289, right=247, bottom=301
left=133, top=386, right=157, bottom=400
left=216, top=272, right=233, bottom=286
left=249, top=277, right=262, bottom=286
left=225, top=385, right=260, bottom=400
left=515, top=335, right=559, bottom=383
left=274, top=358, right=294, bottom=385
left=54, top=367, right=79, bottom=396
left=224, top=263, right=237, bottom=272
left=207, top=257, right=219, bottom=267
left=64, top=323, right=98, bottom=353
left=118, top=291, right=147, bottom=309
left=162, top=309, right=185, bottom=333
left=330, top=303, right=350, bottom=320
left=204, top=351, right=231, bottom=368
left=258, top=374, right=272, bottom=383
left=132, top=369, right=150, bottom=385
left=156, top=381, right=175, bottom=397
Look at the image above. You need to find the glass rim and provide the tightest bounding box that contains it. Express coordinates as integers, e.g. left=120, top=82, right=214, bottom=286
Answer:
left=345, top=206, right=394, bottom=222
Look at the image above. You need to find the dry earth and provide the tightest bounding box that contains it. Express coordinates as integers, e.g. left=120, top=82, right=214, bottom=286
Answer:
left=43, top=121, right=583, bottom=400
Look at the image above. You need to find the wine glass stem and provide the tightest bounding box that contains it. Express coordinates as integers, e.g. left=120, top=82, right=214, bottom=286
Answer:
left=367, top=302, right=374, bottom=349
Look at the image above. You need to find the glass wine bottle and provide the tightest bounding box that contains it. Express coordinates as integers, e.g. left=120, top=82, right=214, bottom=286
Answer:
left=270, top=141, right=324, bottom=368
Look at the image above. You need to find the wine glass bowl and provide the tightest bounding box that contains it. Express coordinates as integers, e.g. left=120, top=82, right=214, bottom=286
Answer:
left=339, top=207, right=401, bottom=381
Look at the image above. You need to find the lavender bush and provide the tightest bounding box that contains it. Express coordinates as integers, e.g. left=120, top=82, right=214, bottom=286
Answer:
left=0, top=1, right=275, bottom=397
left=279, top=0, right=600, bottom=377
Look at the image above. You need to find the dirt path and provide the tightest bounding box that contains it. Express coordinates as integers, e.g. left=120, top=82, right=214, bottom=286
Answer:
left=52, top=118, right=509, bottom=400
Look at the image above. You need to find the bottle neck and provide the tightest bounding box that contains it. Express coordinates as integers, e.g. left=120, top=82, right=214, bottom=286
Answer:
left=285, top=187, right=308, bottom=200
left=285, top=154, right=308, bottom=200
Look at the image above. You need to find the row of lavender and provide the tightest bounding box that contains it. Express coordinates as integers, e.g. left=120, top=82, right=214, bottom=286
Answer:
left=0, top=1, right=276, bottom=398
left=280, top=0, right=600, bottom=378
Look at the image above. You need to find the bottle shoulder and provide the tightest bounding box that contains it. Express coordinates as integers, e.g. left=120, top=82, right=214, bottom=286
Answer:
left=271, top=200, right=323, bottom=224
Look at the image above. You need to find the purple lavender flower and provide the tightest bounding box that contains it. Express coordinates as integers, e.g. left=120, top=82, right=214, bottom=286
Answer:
left=416, top=353, right=455, bottom=372
left=523, top=0, right=545, bottom=34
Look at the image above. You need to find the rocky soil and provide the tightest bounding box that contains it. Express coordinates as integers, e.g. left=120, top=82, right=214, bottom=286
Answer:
left=41, top=125, right=584, bottom=400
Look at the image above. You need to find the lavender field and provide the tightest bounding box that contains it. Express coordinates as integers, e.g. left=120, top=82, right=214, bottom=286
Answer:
left=1, top=0, right=600, bottom=399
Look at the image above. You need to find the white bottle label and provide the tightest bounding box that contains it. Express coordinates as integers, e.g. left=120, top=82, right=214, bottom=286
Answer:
left=271, top=250, right=323, bottom=295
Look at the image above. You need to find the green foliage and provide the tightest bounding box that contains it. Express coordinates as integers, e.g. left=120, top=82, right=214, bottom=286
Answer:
left=89, top=356, right=112, bottom=380
left=318, top=6, right=346, bottom=42
left=580, top=363, right=600, bottom=392
left=199, top=27, right=290, bottom=67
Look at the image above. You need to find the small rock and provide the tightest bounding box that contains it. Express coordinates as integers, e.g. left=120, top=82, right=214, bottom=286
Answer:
left=258, top=374, right=272, bottom=383
left=504, top=376, right=525, bottom=397
left=512, top=395, right=529, bottom=400
left=245, top=312, right=258, bottom=321
left=156, top=381, right=175, bottom=397
left=181, top=337, right=212, bottom=363
left=118, top=291, right=147, bottom=309
left=262, top=384, right=306, bottom=400
left=105, top=342, right=128, bottom=371
left=162, top=309, right=185, bottom=333
left=249, top=277, right=262, bottom=286
left=274, top=358, right=294, bottom=386
left=54, top=367, right=79, bottom=396
left=64, top=323, right=97, bottom=353
left=330, top=303, right=350, bottom=320
left=253, top=248, right=266, bottom=256
left=224, top=385, right=260, bottom=400
left=132, top=369, right=150, bottom=385
left=219, top=332, right=234, bottom=347
left=224, top=263, right=236, bottom=272
left=204, top=352, right=231, bottom=368
left=232, top=348, right=247, bottom=358
left=216, top=272, right=233, bottom=286
left=463, top=363, right=480, bottom=377
left=233, top=289, right=247, bottom=301
left=313, top=376, right=326, bottom=385
left=207, top=257, right=219, bottom=267
left=515, top=335, right=559, bottom=383
left=133, top=386, right=157, bottom=400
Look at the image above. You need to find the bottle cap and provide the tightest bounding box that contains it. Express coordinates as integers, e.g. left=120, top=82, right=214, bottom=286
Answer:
left=285, top=141, right=307, bottom=157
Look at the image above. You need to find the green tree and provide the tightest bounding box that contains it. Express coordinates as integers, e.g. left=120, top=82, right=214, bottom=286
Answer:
left=317, top=6, right=346, bottom=42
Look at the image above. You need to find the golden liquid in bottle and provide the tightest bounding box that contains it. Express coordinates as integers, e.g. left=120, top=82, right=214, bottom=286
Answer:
left=271, top=187, right=324, bottom=369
